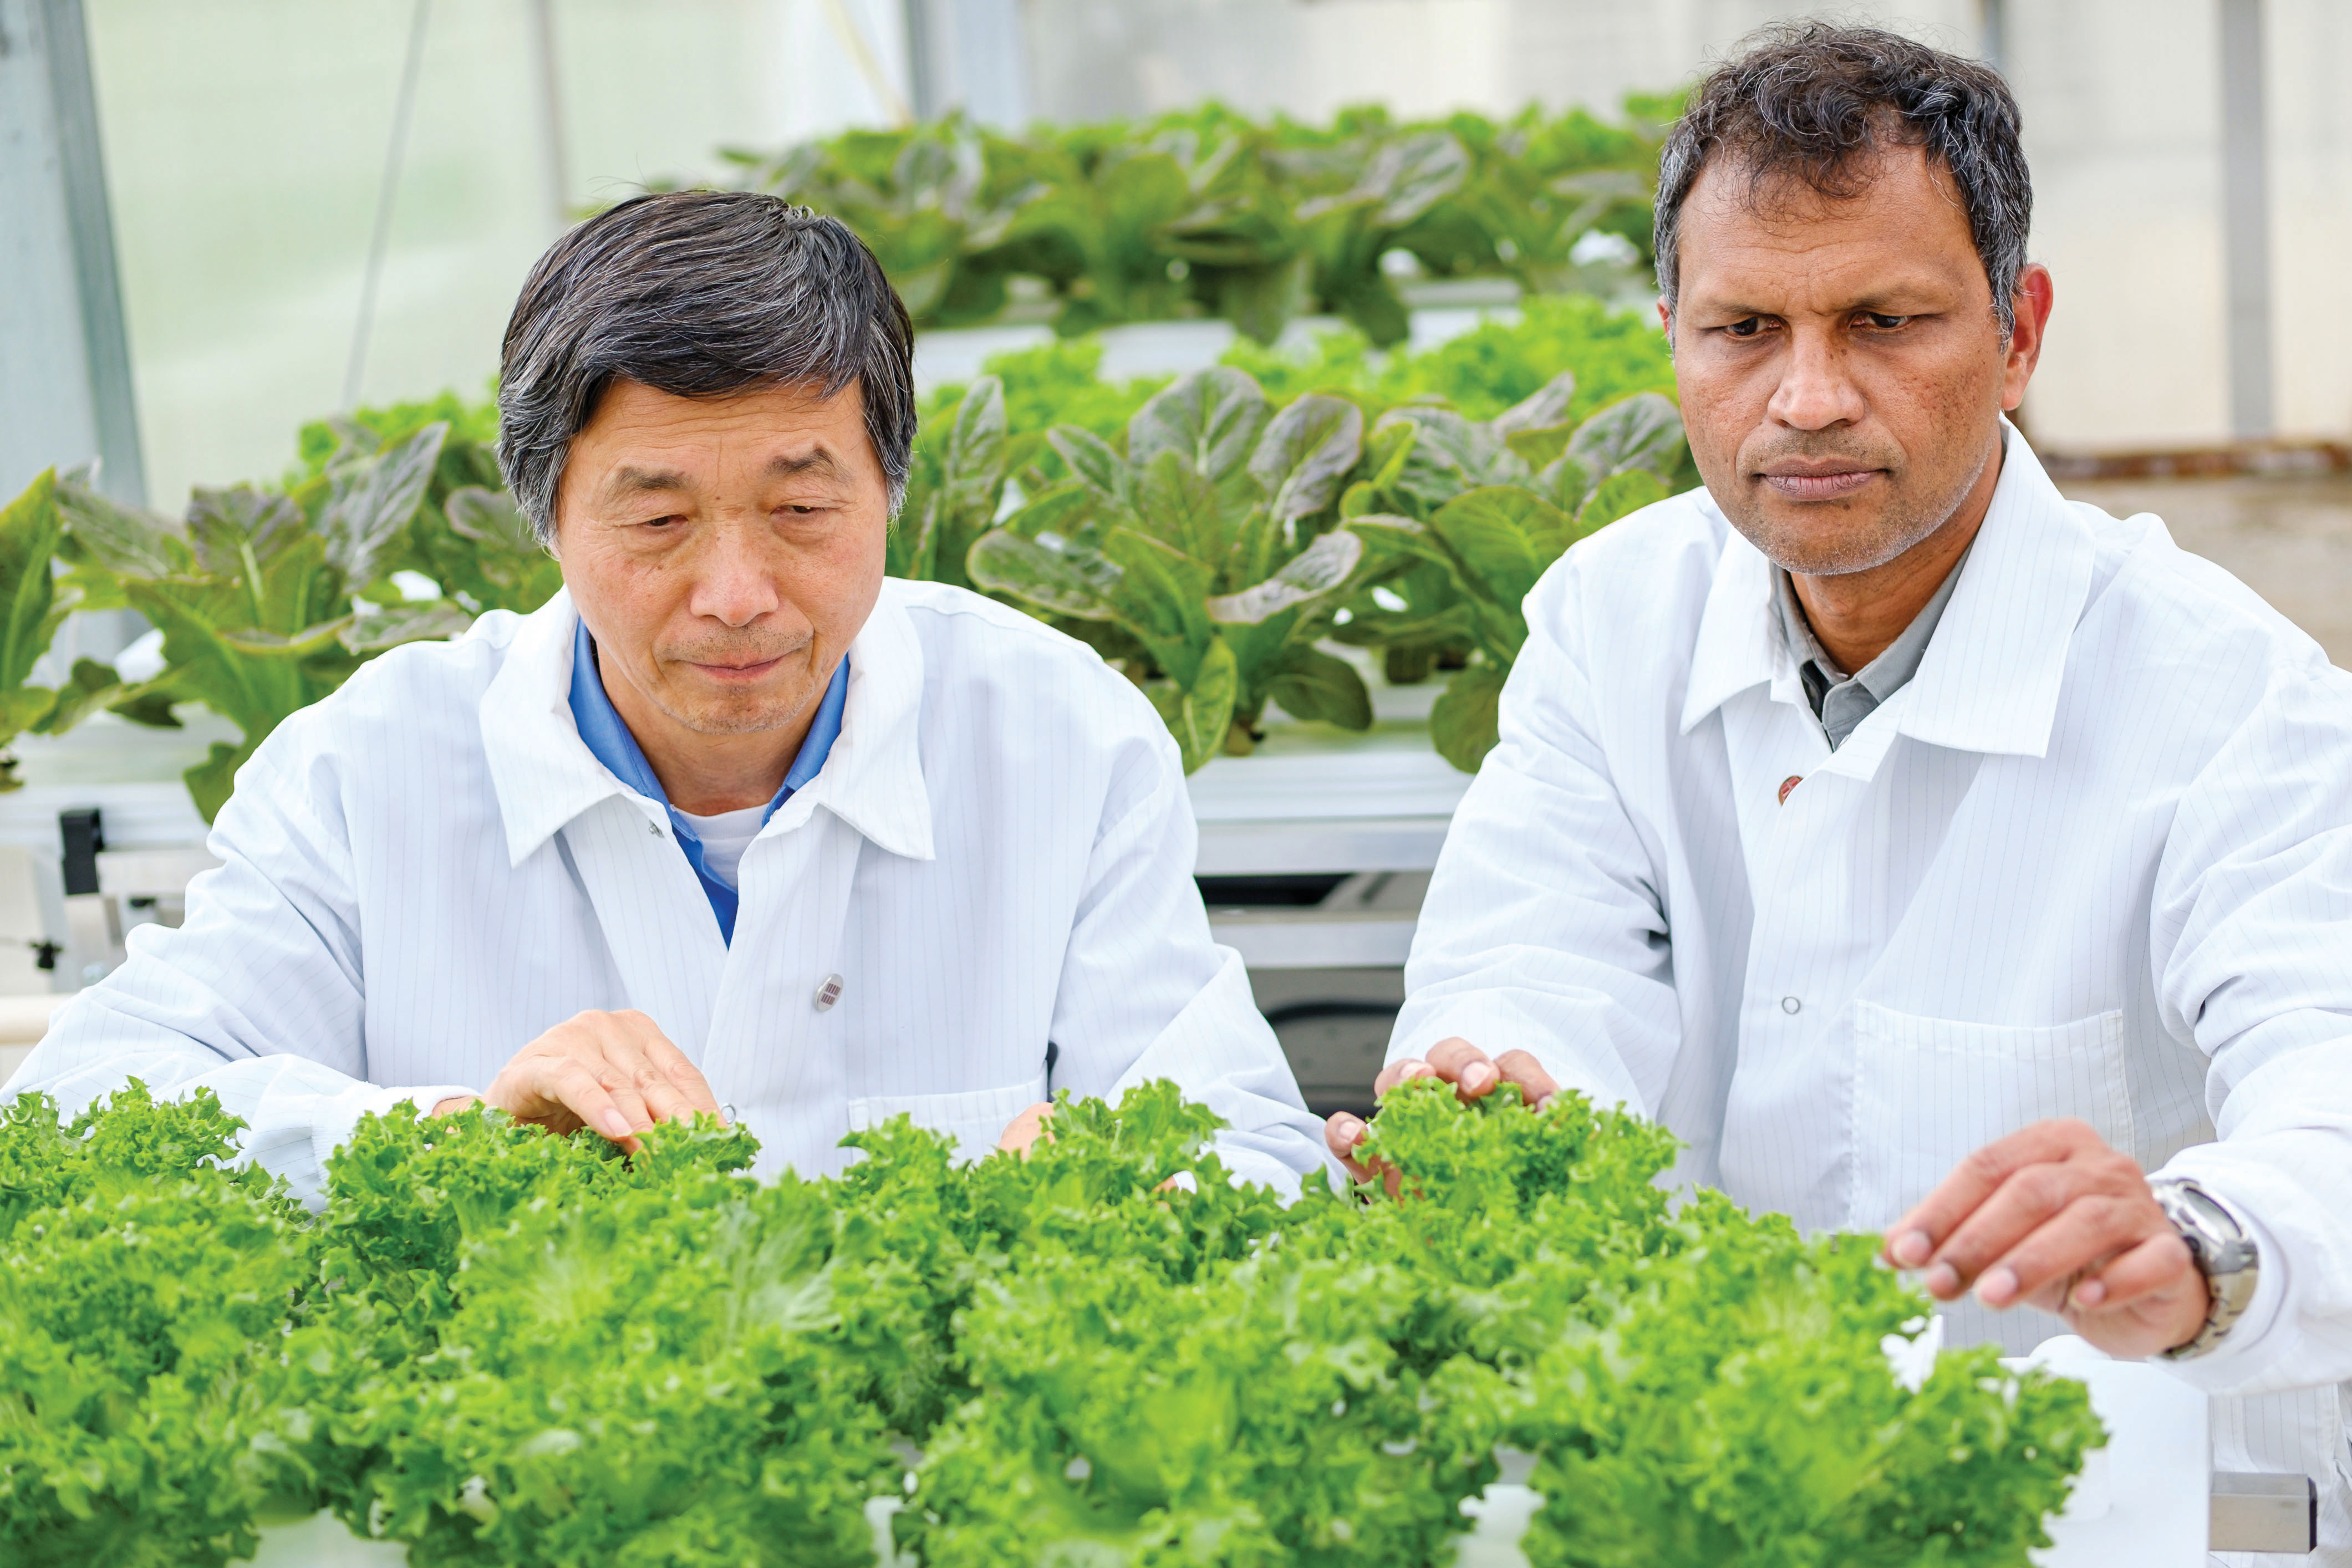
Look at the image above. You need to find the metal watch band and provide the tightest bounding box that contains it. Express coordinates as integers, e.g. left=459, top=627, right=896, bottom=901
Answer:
left=2149, top=1177, right=2260, bottom=1361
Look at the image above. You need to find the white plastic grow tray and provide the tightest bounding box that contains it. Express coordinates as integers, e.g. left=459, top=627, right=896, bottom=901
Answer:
left=1193, top=677, right=1464, bottom=969
left=0, top=714, right=1467, bottom=878
left=910, top=280, right=1528, bottom=395
left=0, top=709, right=222, bottom=853
left=0, top=677, right=1470, bottom=975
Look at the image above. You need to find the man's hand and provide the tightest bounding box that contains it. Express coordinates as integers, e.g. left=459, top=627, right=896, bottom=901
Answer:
left=1321, top=1037, right=1561, bottom=1186
left=997, top=1101, right=1053, bottom=1155
left=997, top=1102, right=1187, bottom=1195
left=427, top=1009, right=724, bottom=1153
left=1884, top=1118, right=2210, bottom=1360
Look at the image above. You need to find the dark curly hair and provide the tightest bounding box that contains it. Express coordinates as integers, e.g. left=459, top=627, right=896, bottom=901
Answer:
left=1653, top=22, right=2033, bottom=337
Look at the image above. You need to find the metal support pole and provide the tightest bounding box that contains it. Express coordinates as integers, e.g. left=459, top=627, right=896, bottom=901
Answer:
left=2218, top=0, right=2274, bottom=440
left=0, top=0, right=145, bottom=505
left=899, top=0, right=1030, bottom=128
left=1979, top=0, right=2008, bottom=72
left=35, top=0, right=141, bottom=502
left=819, top=0, right=912, bottom=128
left=343, top=0, right=431, bottom=412
left=901, top=0, right=940, bottom=120
left=524, top=0, right=569, bottom=231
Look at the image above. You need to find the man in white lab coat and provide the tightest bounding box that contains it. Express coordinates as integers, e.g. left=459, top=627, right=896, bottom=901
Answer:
left=16, top=192, right=1323, bottom=1199
left=1326, top=24, right=2352, bottom=1557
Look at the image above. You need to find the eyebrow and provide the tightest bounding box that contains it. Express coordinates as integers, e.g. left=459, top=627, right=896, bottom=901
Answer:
left=1693, top=286, right=1945, bottom=318
left=595, top=448, right=846, bottom=504
left=599, top=464, right=693, bottom=501
left=764, top=449, right=843, bottom=482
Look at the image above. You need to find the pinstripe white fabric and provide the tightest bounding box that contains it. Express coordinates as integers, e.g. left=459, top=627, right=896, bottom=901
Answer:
left=1399, top=431, right=2352, bottom=1560
left=11, top=580, right=1325, bottom=1202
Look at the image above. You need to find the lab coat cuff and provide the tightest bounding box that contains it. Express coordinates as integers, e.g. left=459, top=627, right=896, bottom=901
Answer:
left=1210, top=1134, right=1323, bottom=1200
left=2141, top=1157, right=2293, bottom=1391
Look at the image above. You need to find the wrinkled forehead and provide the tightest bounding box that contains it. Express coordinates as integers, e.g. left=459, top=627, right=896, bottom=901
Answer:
left=554, top=378, right=883, bottom=531
left=1677, top=143, right=1984, bottom=307
left=1690, top=137, right=1966, bottom=236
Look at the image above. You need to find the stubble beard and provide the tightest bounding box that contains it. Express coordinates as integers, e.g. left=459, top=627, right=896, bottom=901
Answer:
left=1723, top=440, right=1990, bottom=579
left=647, top=642, right=820, bottom=738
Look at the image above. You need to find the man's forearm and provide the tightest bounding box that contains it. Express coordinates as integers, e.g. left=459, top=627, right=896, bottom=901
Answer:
left=15, top=992, right=470, bottom=1204
left=2151, top=1136, right=2350, bottom=1394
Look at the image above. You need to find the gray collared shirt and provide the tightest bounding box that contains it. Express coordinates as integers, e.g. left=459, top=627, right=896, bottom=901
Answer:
left=1774, top=539, right=1974, bottom=750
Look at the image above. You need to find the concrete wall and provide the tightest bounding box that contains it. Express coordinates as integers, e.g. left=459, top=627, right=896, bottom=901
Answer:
left=2262, top=0, right=2352, bottom=442
left=1999, top=0, right=2233, bottom=448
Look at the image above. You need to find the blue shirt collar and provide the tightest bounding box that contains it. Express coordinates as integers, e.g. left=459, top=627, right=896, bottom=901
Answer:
left=567, top=615, right=849, bottom=943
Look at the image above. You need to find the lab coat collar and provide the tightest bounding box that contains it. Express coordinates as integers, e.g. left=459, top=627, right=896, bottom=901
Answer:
left=1679, top=490, right=1803, bottom=735
left=759, top=583, right=936, bottom=864
left=1890, top=429, right=2095, bottom=759
left=479, top=583, right=936, bottom=868
left=1676, top=424, right=2094, bottom=762
left=480, top=588, right=640, bottom=868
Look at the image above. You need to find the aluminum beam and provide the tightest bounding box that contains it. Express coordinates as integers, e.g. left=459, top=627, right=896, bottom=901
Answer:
left=0, top=0, right=144, bottom=504
left=901, top=0, right=1030, bottom=127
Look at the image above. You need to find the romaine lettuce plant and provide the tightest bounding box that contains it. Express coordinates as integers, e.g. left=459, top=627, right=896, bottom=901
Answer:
left=296, top=395, right=564, bottom=618
left=967, top=366, right=1379, bottom=768
left=1009, top=116, right=1309, bottom=344
left=1220, top=291, right=1681, bottom=426
left=47, top=424, right=469, bottom=820
left=1345, top=389, right=1689, bottom=770
left=0, top=473, right=109, bottom=790
left=736, top=94, right=1668, bottom=345
left=1279, top=118, right=1474, bottom=346
left=732, top=112, right=1055, bottom=329
left=890, top=374, right=1024, bottom=589
left=949, top=362, right=1687, bottom=774
left=1386, top=99, right=1670, bottom=297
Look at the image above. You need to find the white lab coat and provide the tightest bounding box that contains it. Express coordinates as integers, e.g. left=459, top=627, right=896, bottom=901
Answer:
left=1401, top=431, right=2352, bottom=1560
left=15, top=580, right=1326, bottom=1199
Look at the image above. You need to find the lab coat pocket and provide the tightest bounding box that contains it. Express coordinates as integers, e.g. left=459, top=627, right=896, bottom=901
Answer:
left=1849, top=1002, right=2132, bottom=1230
left=846, top=1073, right=1050, bottom=1164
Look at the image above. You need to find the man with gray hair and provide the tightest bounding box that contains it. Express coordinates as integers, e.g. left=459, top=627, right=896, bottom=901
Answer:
left=1327, top=23, right=2352, bottom=1556
left=16, top=191, right=1326, bottom=1196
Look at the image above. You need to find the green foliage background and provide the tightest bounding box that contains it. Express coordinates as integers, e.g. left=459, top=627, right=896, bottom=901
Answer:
left=1, top=296, right=1679, bottom=814
left=727, top=96, right=1676, bottom=348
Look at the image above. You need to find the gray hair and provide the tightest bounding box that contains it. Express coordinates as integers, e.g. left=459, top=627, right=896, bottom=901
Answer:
left=496, top=191, right=916, bottom=542
left=1653, top=22, right=2033, bottom=338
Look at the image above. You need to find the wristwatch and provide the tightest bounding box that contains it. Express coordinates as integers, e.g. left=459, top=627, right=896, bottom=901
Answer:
left=2148, top=1177, right=2260, bottom=1361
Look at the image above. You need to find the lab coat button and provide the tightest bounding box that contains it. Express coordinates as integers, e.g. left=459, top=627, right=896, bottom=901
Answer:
left=1778, top=775, right=1803, bottom=805
left=813, top=974, right=844, bottom=1012
left=648, top=821, right=663, bottom=838
left=1780, top=995, right=1801, bottom=1015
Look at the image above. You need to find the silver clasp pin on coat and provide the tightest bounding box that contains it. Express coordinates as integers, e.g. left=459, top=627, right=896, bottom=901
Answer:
left=813, top=973, right=844, bottom=1011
